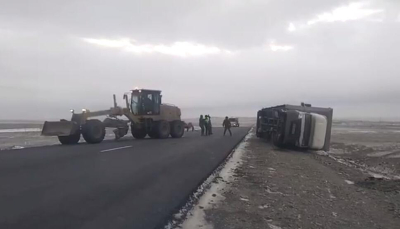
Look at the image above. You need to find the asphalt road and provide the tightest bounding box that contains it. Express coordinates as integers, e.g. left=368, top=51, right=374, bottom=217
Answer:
left=0, top=127, right=250, bottom=229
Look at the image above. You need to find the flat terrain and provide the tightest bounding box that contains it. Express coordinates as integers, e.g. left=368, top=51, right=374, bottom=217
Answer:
left=191, top=125, right=400, bottom=229
left=0, top=127, right=249, bottom=229
left=330, top=121, right=400, bottom=177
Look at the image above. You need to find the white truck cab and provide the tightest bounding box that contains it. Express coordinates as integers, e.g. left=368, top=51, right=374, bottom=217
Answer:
left=296, top=112, right=327, bottom=150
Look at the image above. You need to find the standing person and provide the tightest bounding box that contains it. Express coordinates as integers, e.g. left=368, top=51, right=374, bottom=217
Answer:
left=199, top=115, right=205, bottom=136
left=223, top=116, right=232, bottom=136
left=208, top=115, right=213, bottom=135
left=204, top=115, right=210, bottom=136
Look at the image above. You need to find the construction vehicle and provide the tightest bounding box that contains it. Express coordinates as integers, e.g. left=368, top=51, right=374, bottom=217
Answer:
left=228, top=118, right=240, bottom=127
left=256, top=103, right=333, bottom=151
left=41, top=89, right=185, bottom=145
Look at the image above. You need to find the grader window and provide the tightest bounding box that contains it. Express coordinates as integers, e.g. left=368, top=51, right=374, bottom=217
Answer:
left=131, top=94, right=139, bottom=115
left=143, top=93, right=154, bottom=114
left=153, top=93, right=160, bottom=115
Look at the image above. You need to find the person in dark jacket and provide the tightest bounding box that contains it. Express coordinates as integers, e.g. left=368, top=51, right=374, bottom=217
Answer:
left=199, top=115, right=205, bottom=136
left=204, top=115, right=210, bottom=136
left=207, top=115, right=213, bottom=135
left=222, top=116, right=232, bottom=136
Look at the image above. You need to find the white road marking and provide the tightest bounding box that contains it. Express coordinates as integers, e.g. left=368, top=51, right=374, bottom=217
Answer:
left=100, top=146, right=132, bottom=152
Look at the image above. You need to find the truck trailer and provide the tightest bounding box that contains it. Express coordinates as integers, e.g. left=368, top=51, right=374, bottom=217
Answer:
left=256, top=103, right=333, bottom=151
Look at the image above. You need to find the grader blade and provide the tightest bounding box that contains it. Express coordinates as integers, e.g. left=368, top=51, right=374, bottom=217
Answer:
left=41, top=121, right=79, bottom=136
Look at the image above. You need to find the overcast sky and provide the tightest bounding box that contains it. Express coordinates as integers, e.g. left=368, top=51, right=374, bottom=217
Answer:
left=1, top=0, right=400, bottom=120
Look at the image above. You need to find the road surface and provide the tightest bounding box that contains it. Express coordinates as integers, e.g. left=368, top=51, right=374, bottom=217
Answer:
left=0, top=127, right=250, bottom=229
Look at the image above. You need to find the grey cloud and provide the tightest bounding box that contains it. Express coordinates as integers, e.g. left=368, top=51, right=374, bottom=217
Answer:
left=1, top=0, right=400, bottom=120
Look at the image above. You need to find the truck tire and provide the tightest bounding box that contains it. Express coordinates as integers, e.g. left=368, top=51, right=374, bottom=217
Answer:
left=157, top=120, right=170, bottom=139
left=58, top=132, right=80, bottom=145
left=272, top=132, right=283, bottom=147
left=131, top=126, right=147, bottom=139
left=265, top=133, right=271, bottom=140
left=82, top=119, right=106, bottom=144
left=170, top=121, right=184, bottom=138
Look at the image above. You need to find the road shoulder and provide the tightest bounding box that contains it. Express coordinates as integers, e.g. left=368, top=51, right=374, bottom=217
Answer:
left=181, top=130, right=400, bottom=229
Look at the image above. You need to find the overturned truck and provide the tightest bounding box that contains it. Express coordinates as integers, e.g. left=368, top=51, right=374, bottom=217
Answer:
left=256, top=103, right=333, bottom=151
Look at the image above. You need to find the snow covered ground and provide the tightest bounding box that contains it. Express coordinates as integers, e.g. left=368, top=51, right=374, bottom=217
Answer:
left=0, top=128, right=41, bottom=133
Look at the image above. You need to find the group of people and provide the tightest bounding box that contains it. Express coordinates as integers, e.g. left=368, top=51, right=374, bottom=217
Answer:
left=199, top=115, right=213, bottom=136
left=198, top=115, right=233, bottom=136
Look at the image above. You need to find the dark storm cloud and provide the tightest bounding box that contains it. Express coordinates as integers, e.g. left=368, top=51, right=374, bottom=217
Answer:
left=1, top=0, right=400, bottom=120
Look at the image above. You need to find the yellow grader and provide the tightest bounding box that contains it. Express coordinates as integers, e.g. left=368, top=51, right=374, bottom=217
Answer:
left=41, top=89, right=185, bottom=144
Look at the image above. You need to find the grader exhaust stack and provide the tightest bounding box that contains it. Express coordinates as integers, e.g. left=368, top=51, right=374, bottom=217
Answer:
left=41, top=89, right=185, bottom=145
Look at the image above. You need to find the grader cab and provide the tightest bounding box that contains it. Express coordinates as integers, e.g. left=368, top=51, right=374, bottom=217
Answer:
left=41, top=89, right=185, bottom=145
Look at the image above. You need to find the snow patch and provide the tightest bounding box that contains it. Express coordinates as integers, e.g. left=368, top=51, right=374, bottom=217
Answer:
left=348, top=130, right=377, bottom=133
left=0, top=128, right=41, bottom=133
left=315, top=150, right=329, bottom=156
left=268, top=223, right=282, bottom=229
left=344, top=180, right=354, bottom=185
left=387, top=153, right=400, bottom=158
left=266, top=188, right=285, bottom=195
left=368, top=172, right=388, bottom=179
left=327, top=188, right=336, bottom=199
left=367, top=151, right=394, bottom=157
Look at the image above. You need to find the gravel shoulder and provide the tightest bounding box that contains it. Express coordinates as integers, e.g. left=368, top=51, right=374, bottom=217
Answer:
left=200, top=130, right=400, bottom=229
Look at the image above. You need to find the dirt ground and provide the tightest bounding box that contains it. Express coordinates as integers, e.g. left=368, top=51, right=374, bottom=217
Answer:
left=330, top=121, right=400, bottom=178
left=198, top=125, right=400, bottom=229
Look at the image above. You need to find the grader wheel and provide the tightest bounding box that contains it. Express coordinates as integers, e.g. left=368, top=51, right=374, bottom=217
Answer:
left=58, top=132, right=81, bottom=145
left=131, top=125, right=147, bottom=139
left=157, top=120, right=170, bottom=139
left=82, top=119, right=106, bottom=144
left=147, top=129, right=158, bottom=139
left=170, top=121, right=184, bottom=138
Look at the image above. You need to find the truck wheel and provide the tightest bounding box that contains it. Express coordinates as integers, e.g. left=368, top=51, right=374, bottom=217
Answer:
left=170, top=121, right=184, bottom=138
left=157, top=120, right=170, bottom=139
left=272, top=133, right=283, bottom=147
left=58, top=132, right=80, bottom=145
left=131, top=126, right=147, bottom=139
left=82, top=119, right=106, bottom=144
